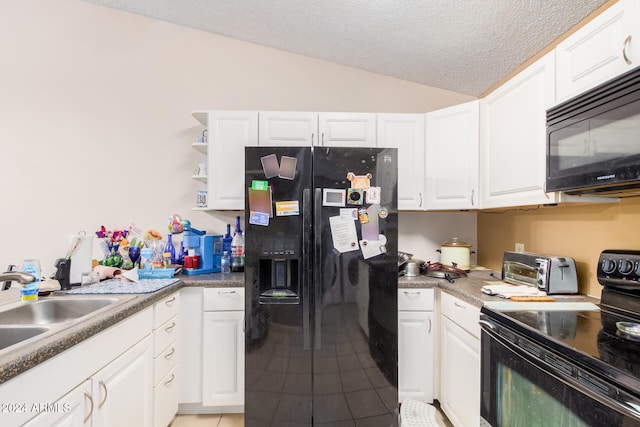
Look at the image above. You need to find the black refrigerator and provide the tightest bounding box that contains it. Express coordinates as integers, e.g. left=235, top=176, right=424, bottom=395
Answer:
left=244, top=146, right=398, bottom=426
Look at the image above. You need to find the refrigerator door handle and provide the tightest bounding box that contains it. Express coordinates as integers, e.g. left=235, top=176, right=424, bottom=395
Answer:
left=302, top=188, right=312, bottom=351
left=314, top=188, right=323, bottom=350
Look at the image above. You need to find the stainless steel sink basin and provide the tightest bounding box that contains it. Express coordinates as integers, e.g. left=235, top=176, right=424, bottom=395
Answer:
left=0, top=297, right=120, bottom=325
left=0, top=325, right=50, bottom=350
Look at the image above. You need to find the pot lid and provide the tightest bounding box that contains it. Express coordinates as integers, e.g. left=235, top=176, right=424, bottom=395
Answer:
left=441, top=237, right=472, bottom=248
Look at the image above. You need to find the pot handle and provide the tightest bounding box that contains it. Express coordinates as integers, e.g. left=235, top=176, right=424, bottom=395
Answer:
left=436, top=249, right=441, bottom=253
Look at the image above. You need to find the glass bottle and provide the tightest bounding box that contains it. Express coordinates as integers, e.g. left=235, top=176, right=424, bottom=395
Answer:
left=231, top=216, right=245, bottom=272
left=223, top=224, right=232, bottom=256
left=164, top=234, right=176, bottom=266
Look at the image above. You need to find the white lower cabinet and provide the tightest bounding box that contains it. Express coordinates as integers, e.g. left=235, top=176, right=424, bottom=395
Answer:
left=398, top=288, right=435, bottom=403
left=4, top=308, right=155, bottom=426
left=439, top=291, right=480, bottom=427
left=202, top=288, right=245, bottom=408
left=23, top=379, right=93, bottom=427
left=91, top=335, right=154, bottom=427
left=153, top=292, right=181, bottom=426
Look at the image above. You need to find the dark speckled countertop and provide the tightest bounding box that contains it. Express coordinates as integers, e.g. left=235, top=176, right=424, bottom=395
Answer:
left=0, top=269, right=594, bottom=385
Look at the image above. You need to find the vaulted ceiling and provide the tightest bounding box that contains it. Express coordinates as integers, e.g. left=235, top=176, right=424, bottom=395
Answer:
left=83, top=0, right=609, bottom=96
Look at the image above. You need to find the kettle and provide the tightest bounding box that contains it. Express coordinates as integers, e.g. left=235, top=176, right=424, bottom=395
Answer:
left=403, top=259, right=424, bottom=277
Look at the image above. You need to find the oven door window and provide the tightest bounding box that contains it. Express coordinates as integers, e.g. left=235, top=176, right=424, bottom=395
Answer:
left=481, top=331, right=639, bottom=427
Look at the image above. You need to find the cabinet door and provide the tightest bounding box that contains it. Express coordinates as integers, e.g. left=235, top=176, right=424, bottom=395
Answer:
left=479, top=53, right=555, bottom=209
left=92, top=335, right=153, bottom=427
left=259, top=111, right=317, bottom=146
left=377, top=113, right=426, bottom=210
left=23, top=380, right=93, bottom=427
left=318, top=113, right=377, bottom=147
left=425, top=101, right=479, bottom=210
left=202, top=311, right=245, bottom=407
left=398, top=310, right=434, bottom=403
left=208, top=111, right=258, bottom=210
left=440, top=315, right=480, bottom=427
left=556, top=0, right=640, bottom=103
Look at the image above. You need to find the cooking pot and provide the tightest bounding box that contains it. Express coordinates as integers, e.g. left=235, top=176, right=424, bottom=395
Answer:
left=402, top=259, right=424, bottom=277
left=437, top=238, right=474, bottom=271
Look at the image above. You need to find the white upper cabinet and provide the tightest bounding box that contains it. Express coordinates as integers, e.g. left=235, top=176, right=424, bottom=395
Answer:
left=377, top=114, right=426, bottom=210
left=258, top=111, right=318, bottom=146
left=425, top=101, right=479, bottom=210
left=208, top=111, right=258, bottom=210
left=479, top=53, right=556, bottom=209
left=556, top=0, right=640, bottom=103
left=318, top=112, right=377, bottom=146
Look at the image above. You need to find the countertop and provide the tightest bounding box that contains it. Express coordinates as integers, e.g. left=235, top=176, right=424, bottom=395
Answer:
left=0, top=270, right=593, bottom=385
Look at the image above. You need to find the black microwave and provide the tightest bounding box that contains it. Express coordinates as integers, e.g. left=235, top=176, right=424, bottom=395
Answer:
left=546, top=66, right=640, bottom=196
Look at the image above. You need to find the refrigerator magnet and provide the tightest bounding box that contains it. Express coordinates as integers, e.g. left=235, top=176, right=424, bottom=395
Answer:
left=378, top=207, right=389, bottom=219
left=249, top=211, right=270, bottom=226
left=260, top=154, right=280, bottom=179
left=251, top=180, right=269, bottom=191
left=358, top=208, right=369, bottom=224
left=329, top=216, right=359, bottom=253
left=339, top=208, right=358, bottom=220
left=275, top=200, right=300, bottom=216
left=346, top=188, right=364, bottom=205
left=347, top=172, right=372, bottom=189
left=248, top=187, right=273, bottom=217
left=360, top=234, right=387, bottom=259
left=278, top=156, right=297, bottom=180
left=361, top=204, right=380, bottom=240
left=366, top=187, right=381, bottom=204
left=323, top=188, right=346, bottom=207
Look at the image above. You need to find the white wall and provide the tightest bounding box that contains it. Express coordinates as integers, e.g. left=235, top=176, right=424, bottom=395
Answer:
left=0, top=0, right=475, bottom=276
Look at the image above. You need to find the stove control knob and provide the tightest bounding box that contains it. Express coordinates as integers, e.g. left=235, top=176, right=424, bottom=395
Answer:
left=619, top=259, right=634, bottom=275
left=601, top=259, right=617, bottom=274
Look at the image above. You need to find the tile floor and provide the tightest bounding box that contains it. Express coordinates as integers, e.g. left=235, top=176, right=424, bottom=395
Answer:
left=170, top=406, right=453, bottom=426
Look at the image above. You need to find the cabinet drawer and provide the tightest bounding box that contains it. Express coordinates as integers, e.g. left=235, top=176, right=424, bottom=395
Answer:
left=154, top=292, right=180, bottom=327
left=155, top=315, right=179, bottom=356
left=398, top=288, right=434, bottom=311
left=154, top=366, right=179, bottom=427
left=155, top=339, right=179, bottom=385
left=440, top=291, right=480, bottom=338
left=203, top=287, right=244, bottom=311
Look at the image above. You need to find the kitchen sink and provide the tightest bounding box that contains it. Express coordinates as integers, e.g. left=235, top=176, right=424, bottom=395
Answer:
left=0, top=297, right=121, bottom=325
left=0, top=325, right=50, bottom=351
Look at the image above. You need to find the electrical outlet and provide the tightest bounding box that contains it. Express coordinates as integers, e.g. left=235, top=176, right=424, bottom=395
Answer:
left=515, top=243, right=525, bottom=253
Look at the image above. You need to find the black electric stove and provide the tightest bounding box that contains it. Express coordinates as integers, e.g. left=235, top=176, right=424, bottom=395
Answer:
left=480, top=250, right=640, bottom=425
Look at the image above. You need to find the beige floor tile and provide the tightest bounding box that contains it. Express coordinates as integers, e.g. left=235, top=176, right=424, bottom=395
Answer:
left=170, top=414, right=222, bottom=427
left=218, top=413, right=244, bottom=427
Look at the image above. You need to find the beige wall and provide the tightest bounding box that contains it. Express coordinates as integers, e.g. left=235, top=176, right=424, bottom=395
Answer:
left=0, top=0, right=473, bottom=275
left=477, top=197, right=640, bottom=297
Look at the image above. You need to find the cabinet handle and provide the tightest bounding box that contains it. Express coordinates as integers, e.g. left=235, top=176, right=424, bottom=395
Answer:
left=312, top=133, right=315, bottom=145
left=165, top=296, right=176, bottom=306
left=419, top=192, right=423, bottom=207
left=427, top=317, right=432, bottom=334
left=164, top=347, right=176, bottom=359
left=164, top=373, right=176, bottom=387
left=403, top=291, right=421, bottom=298
left=321, top=133, right=325, bottom=146
left=471, top=189, right=475, bottom=206
left=98, top=380, right=108, bottom=409
left=218, top=290, right=237, bottom=296
left=454, top=301, right=466, bottom=309
left=165, top=321, right=176, bottom=332
left=84, top=391, right=94, bottom=423
left=623, top=35, right=633, bottom=65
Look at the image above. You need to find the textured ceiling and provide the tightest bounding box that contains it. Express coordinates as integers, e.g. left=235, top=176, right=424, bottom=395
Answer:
left=82, top=0, right=609, bottom=96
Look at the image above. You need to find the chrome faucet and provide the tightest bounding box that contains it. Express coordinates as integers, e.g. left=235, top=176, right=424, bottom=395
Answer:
left=1, top=270, right=35, bottom=290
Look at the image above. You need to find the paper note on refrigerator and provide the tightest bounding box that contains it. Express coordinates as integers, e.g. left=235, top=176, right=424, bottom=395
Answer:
left=329, top=216, right=359, bottom=253
left=360, top=234, right=387, bottom=259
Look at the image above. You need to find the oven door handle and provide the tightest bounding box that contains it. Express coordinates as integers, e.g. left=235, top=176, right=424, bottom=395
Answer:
left=478, top=319, right=497, bottom=331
